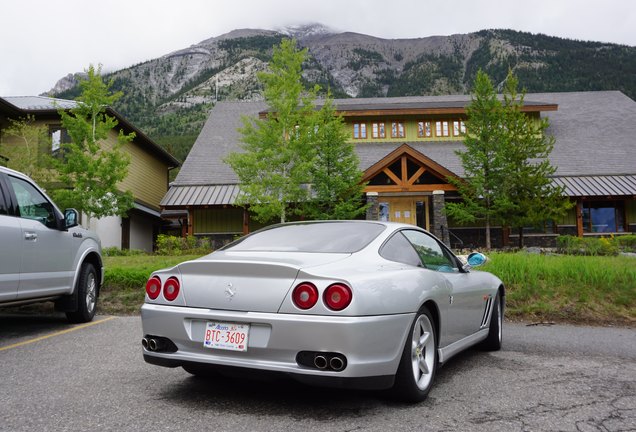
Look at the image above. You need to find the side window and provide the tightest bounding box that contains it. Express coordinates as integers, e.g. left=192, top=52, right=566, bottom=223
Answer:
left=8, top=176, right=57, bottom=228
left=379, top=232, right=422, bottom=267
left=401, top=230, right=457, bottom=272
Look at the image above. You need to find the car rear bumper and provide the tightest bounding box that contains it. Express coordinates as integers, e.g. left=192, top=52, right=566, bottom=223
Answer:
left=141, top=303, right=414, bottom=389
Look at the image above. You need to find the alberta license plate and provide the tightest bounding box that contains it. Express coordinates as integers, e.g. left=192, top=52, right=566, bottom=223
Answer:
left=203, top=322, right=249, bottom=352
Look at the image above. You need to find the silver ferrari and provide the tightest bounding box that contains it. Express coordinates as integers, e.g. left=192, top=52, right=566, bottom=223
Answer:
left=141, top=221, right=504, bottom=402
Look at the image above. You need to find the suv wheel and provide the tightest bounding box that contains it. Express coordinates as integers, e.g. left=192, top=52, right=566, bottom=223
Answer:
left=66, top=263, right=98, bottom=323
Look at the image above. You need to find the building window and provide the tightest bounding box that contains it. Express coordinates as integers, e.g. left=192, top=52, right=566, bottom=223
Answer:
left=453, top=120, right=466, bottom=136
left=435, top=121, right=450, bottom=137
left=417, top=121, right=432, bottom=138
left=391, top=122, right=405, bottom=138
left=582, top=201, right=625, bottom=233
left=49, top=125, right=71, bottom=154
left=372, top=122, right=386, bottom=138
left=353, top=123, right=367, bottom=139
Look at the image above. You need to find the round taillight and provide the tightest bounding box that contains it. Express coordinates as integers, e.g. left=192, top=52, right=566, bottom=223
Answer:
left=145, top=276, right=161, bottom=300
left=292, top=282, right=319, bottom=310
left=163, top=277, right=180, bottom=301
left=323, top=283, right=352, bottom=311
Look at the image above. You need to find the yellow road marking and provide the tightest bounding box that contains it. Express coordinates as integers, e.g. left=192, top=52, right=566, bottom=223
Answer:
left=0, top=316, right=116, bottom=352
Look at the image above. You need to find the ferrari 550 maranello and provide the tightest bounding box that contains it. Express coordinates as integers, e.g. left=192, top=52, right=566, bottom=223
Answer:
left=141, top=221, right=504, bottom=401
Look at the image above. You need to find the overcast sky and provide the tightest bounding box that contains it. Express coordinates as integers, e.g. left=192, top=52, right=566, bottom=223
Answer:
left=2, top=0, right=634, bottom=96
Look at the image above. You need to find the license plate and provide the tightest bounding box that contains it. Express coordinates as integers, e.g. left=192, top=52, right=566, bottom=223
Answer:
left=203, top=322, right=249, bottom=352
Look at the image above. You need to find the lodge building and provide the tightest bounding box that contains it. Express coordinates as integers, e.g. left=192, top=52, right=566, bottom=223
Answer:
left=161, top=91, right=636, bottom=249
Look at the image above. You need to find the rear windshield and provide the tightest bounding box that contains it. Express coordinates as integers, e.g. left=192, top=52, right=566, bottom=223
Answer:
left=224, top=222, right=386, bottom=253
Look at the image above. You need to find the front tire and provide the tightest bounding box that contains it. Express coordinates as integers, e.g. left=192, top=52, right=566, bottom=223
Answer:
left=391, top=307, right=438, bottom=402
left=66, top=263, right=98, bottom=323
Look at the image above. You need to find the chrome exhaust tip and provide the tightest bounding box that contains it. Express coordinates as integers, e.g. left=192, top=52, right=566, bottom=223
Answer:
left=141, top=338, right=149, bottom=350
left=148, top=338, right=159, bottom=351
left=330, top=356, right=345, bottom=371
left=314, top=355, right=328, bottom=369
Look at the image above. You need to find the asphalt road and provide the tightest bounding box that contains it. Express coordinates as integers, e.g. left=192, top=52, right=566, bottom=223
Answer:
left=0, top=312, right=635, bottom=432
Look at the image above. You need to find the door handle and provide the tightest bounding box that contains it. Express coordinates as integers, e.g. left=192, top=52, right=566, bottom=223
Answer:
left=24, top=232, right=38, bottom=240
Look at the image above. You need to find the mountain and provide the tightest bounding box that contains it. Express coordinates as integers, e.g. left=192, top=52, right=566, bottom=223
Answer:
left=48, top=25, right=636, bottom=162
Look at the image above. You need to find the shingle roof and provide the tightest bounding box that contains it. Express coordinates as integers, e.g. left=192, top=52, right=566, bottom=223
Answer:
left=166, top=91, right=636, bottom=206
left=3, top=96, right=77, bottom=110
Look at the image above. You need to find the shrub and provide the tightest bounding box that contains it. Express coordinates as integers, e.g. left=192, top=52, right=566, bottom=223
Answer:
left=103, top=247, right=146, bottom=257
left=155, top=234, right=212, bottom=256
left=616, top=234, right=636, bottom=252
left=556, top=235, right=620, bottom=256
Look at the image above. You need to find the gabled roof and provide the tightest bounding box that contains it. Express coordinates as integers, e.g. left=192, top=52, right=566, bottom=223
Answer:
left=165, top=91, right=636, bottom=206
left=0, top=96, right=180, bottom=167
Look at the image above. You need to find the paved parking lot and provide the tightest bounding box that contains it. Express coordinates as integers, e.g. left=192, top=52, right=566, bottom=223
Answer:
left=1, top=312, right=635, bottom=432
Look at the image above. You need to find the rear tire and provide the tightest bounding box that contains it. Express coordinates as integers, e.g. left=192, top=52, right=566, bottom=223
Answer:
left=480, top=293, right=503, bottom=351
left=66, top=263, right=98, bottom=323
left=391, top=307, right=438, bottom=402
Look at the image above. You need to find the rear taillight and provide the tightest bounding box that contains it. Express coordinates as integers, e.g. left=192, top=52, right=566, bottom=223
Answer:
left=145, top=276, right=161, bottom=300
left=292, top=282, right=319, bottom=310
left=323, top=283, right=352, bottom=311
left=163, top=277, right=181, bottom=301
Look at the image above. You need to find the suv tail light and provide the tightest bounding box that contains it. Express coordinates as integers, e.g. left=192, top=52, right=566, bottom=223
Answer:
left=292, top=282, right=319, bottom=310
left=323, top=283, right=352, bottom=311
left=163, top=277, right=181, bottom=301
left=145, top=276, right=161, bottom=300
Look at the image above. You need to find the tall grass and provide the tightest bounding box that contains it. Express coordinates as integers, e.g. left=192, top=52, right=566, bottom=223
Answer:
left=483, top=253, right=636, bottom=323
left=100, top=255, right=203, bottom=314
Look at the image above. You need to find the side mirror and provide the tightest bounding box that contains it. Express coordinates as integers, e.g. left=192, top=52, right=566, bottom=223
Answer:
left=467, top=252, right=488, bottom=268
left=64, top=208, right=79, bottom=229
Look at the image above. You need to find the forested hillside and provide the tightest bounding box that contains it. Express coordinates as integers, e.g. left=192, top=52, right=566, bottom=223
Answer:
left=49, top=26, right=636, bottom=163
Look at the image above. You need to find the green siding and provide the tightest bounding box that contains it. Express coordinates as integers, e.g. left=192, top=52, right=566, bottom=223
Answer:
left=556, top=205, right=577, bottom=226
left=627, top=200, right=636, bottom=224
left=193, top=207, right=243, bottom=234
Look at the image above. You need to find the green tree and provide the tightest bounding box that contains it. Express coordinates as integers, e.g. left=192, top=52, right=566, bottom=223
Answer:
left=52, top=64, right=135, bottom=219
left=445, top=70, right=511, bottom=249
left=446, top=70, right=570, bottom=248
left=497, top=73, right=572, bottom=247
left=0, top=115, right=53, bottom=185
left=302, top=97, right=368, bottom=220
left=226, top=39, right=316, bottom=223
left=227, top=39, right=367, bottom=223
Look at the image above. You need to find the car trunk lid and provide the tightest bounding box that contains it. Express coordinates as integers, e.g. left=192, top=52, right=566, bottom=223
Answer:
left=177, top=252, right=348, bottom=312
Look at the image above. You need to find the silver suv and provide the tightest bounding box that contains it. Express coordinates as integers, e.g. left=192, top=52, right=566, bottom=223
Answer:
left=0, top=166, right=103, bottom=322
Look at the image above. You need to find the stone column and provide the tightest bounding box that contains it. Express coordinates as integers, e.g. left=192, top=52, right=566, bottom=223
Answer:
left=432, top=190, right=450, bottom=246
left=366, top=192, right=379, bottom=221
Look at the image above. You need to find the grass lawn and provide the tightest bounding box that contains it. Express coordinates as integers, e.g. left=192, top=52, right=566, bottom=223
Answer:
left=483, top=253, right=635, bottom=325
left=100, top=255, right=202, bottom=314
left=100, top=253, right=635, bottom=325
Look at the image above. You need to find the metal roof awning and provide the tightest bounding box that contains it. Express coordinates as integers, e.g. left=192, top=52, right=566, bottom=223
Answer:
left=161, top=184, right=241, bottom=207
left=553, top=175, right=636, bottom=197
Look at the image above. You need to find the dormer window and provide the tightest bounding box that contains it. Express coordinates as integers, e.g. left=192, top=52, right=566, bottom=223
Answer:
left=435, top=121, right=449, bottom=137
left=417, top=121, right=432, bottom=138
left=353, top=123, right=367, bottom=139
left=391, top=122, right=405, bottom=138
left=453, top=120, right=466, bottom=136
left=372, top=122, right=386, bottom=138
